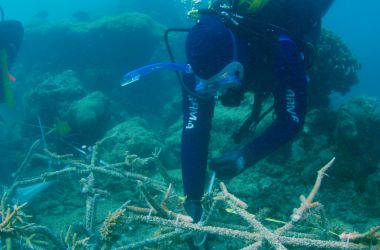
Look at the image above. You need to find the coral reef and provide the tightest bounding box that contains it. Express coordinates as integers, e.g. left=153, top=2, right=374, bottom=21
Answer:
left=2, top=131, right=379, bottom=249
left=22, top=70, right=112, bottom=144
left=308, top=29, right=362, bottom=108
left=333, top=96, right=380, bottom=181
left=67, top=91, right=111, bottom=143
left=0, top=193, right=63, bottom=249
left=1, top=4, right=376, bottom=250
left=22, top=70, right=113, bottom=145
left=96, top=117, right=166, bottom=165
left=18, top=12, right=165, bottom=92
left=23, top=70, right=85, bottom=124
left=16, top=11, right=181, bottom=138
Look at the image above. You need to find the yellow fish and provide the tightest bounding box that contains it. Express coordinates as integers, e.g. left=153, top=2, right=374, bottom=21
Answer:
left=55, top=119, right=71, bottom=136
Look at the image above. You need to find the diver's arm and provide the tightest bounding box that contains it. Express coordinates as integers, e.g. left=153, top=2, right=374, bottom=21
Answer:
left=181, top=73, right=215, bottom=201
left=243, top=35, right=308, bottom=166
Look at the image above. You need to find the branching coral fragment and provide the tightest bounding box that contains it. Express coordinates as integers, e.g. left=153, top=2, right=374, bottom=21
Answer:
left=220, top=183, right=286, bottom=250
left=0, top=194, right=59, bottom=249
left=219, top=182, right=248, bottom=209
left=125, top=150, right=154, bottom=170
left=276, top=158, right=335, bottom=236
left=121, top=158, right=374, bottom=249
left=296, top=157, right=336, bottom=219
left=5, top=141, right=376, bottom=250
left=339, top=226, right=380, bottom=244
left=63, top=225, right=90, bottom=250
left=100, top=207, right=127, bottom=244
left=126, top=215, right=369, bottom=249
left=138, top=181, right=193, bottom=223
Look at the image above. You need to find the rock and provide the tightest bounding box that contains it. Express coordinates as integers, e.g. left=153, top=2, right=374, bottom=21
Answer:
left=308, top=29, right=361, bottom=108
left=67, top=91, right=110, bottom=143
left=98, top=117, right=164, bottom=163
left=333, top=96, right=380, bottom=180
left=24, top=70, right=85, bottom=123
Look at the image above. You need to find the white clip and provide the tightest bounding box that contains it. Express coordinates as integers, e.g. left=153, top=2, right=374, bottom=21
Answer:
left=175, top=214, right=180, bottom=227
left=148, top=208, right=154, bottom=219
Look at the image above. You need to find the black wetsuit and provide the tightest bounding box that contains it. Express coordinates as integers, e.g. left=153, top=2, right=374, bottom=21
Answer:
left=181, top=15, right=308, bottom=201
left=0, top=20, right=23, bottom=67
left=0, top=20, right=23, bottom=104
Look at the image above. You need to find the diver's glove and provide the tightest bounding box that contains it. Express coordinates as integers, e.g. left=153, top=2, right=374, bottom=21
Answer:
left=210, top=149, right=252, bottom=180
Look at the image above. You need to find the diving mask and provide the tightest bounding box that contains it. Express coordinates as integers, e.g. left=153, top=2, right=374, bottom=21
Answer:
left=195, top=61, right=244, bottom=95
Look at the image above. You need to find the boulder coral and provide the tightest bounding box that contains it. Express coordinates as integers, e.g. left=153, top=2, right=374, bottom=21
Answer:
left=308, top=29, right=361, bottom=108
left=67, top=91, right=111, bottom=144
left=23, top=71, right=112, bottom=145
left=23, top=70, right=85, bottom=124
left=97, top=117, right=164, bottom=164
left=334, top=96, right=380, bottom=180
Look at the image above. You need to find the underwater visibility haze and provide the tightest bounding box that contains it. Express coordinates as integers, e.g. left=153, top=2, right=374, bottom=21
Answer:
left=0, top=0, right=379, bottom=249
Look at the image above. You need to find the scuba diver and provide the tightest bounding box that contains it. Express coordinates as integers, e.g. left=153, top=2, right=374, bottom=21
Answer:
left=0, top=6, right=24, bottom=107
left=181, top=0, right=335, bottom=226
left=122, top=0, right=335, bottom=247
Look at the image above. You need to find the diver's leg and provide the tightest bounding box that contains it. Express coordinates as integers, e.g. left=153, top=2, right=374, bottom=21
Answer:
left=181, top=73, right=215, bottom=221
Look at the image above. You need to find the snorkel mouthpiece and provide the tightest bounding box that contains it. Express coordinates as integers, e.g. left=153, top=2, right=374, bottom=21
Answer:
left=122, top=74, right=141, bottom=86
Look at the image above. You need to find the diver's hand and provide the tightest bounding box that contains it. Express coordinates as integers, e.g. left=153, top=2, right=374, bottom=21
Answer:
left=210, top=150, right=247, bottom=180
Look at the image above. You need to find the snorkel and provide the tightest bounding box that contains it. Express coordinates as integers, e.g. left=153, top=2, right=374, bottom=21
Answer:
left=122, top=9, right=244, bottom=98
left=122, top=59, right=243, bottom=97
left=121, top=62, right=192, bottom=87
left=122, top=22, right=243, bottom=97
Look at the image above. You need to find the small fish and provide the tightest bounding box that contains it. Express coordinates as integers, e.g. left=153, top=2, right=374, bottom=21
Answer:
left=8, top=73, right=16, bottom=82
left=178, top=196, right=186, bottom=202
left=55, top=119, right=71, bottom=136
left=225, top=208, right=237, bottom=214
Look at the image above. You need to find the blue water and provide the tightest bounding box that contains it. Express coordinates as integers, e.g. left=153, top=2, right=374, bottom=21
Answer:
left=2, top=0, right=380, bottom=98
left=324, top=0, right=380, bottom=98
left=1, top=0, right=117, bottom=21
